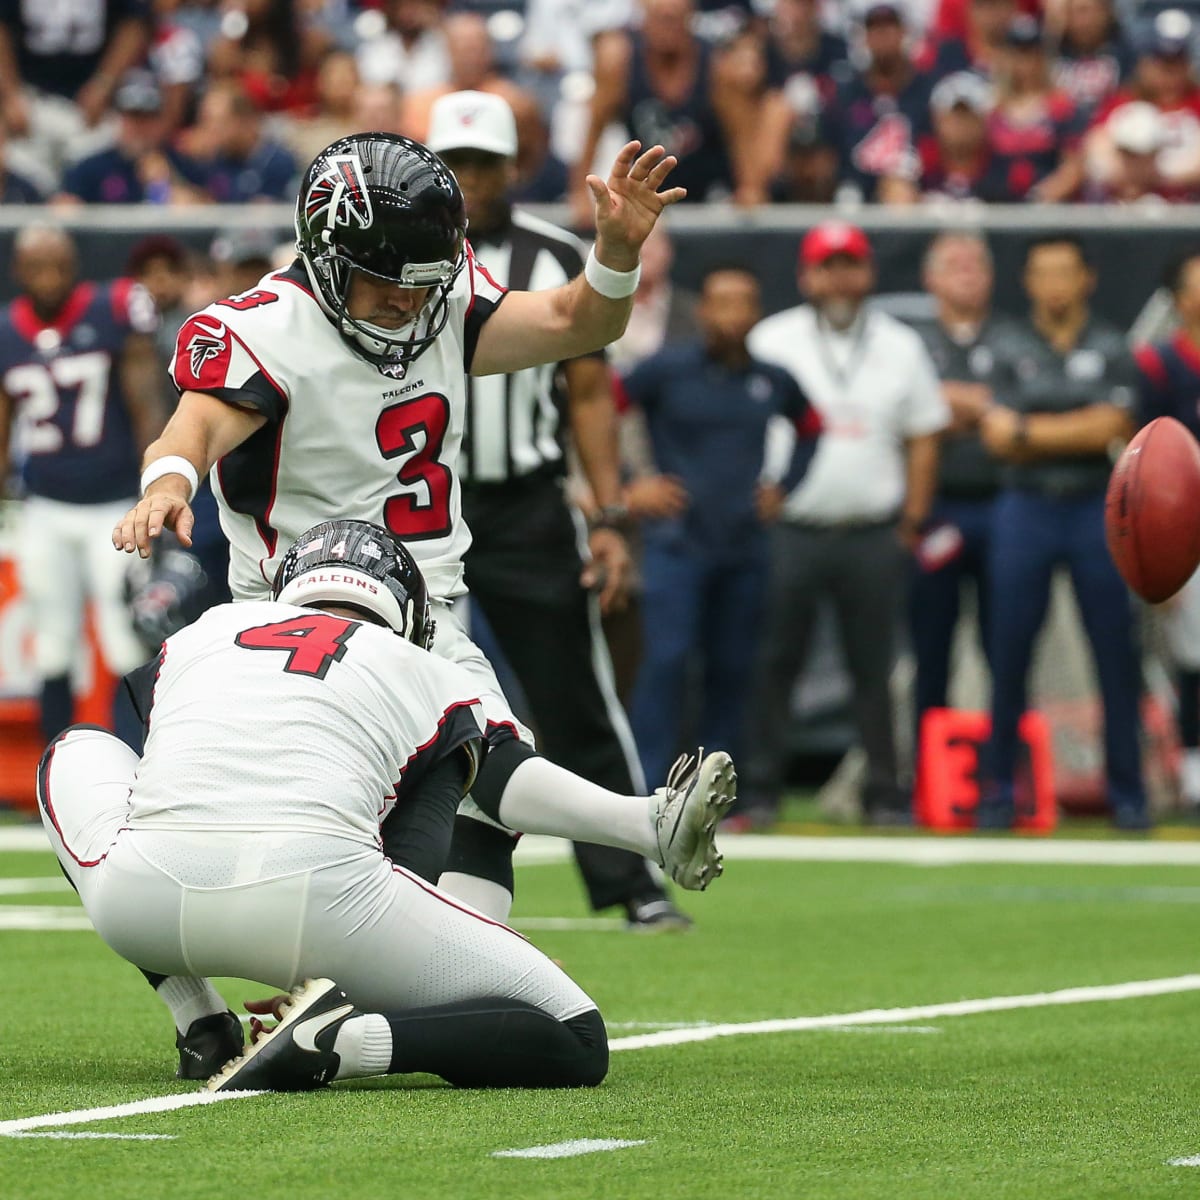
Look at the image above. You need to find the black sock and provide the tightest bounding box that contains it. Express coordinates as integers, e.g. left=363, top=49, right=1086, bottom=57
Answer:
left=385, top=1000, right=607, bottom=1088
left=1180, top=670, right=1200, bottom=748
left=141, top=968, right=168, bottom=990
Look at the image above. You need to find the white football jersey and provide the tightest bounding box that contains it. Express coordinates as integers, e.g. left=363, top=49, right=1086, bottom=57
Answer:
left=168, top=246, right=507, bottom=602
left=126, top=601, right=486, bottom=845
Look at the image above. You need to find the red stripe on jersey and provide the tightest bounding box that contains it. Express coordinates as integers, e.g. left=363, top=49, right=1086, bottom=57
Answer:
left=390, top=861, right=531, bottom=943
left=1173, top=330, right=1200, bottom=379
left=11, top=282, right=96, bottom=345
left=465, top=241, right=479, bottom=323
left=398, top=698, right=483, bottom=774
left=796, top=403, right=823, bottom=439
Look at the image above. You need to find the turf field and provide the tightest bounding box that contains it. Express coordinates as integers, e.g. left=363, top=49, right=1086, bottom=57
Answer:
left=3, top=825, right=1200, bottom=1200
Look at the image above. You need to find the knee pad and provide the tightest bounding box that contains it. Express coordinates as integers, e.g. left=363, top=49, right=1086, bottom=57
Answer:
left=469, top=736, right=538, bottom=823
left=564, top=1008, right=609, bottom=1087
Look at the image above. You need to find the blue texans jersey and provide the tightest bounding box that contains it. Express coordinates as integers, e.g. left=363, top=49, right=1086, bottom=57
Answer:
left=0, top=279, right=157, bottom=504
left=1134, top=331, right=1200, bottom=441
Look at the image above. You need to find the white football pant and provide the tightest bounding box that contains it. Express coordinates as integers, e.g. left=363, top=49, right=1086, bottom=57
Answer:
left=39, top=726, right=594, bottom=1019
left=17, top=496, right=145, bottom=678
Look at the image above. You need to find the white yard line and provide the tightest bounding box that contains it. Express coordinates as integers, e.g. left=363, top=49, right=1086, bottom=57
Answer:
left=511, top=917, right=627, bottom=932
left=7, top=827, right=1200, bottom=864
left=4, top=975, right=1197, bottom=1143
left=1168, top=1156, right=1200, bottom=1166
left=0, top=907, right=92, bottom=931
left=492, top=1138, right=649, bottom=1160
left=607, top=975, right=1200, bottom=1051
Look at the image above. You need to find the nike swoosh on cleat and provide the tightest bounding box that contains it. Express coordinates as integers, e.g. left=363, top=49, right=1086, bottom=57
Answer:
left=292, top=1003, right=354, bottom=1053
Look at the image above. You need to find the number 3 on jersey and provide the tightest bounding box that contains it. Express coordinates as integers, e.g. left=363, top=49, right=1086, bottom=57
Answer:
left=375, top=393, right=452, bottom=540
left=236, top=614, right=358, bottom=679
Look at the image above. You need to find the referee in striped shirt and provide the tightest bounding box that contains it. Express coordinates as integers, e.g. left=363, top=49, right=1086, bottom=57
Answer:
left=428, top=91, right=689, bottom=931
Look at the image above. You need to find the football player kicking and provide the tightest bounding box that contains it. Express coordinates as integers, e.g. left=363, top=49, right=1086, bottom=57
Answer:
left=110, top=134, right=734, bottom=1073
left=41, top=520, right=728, bottom=1092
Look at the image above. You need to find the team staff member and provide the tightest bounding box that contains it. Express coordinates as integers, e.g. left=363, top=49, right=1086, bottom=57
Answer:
left=1134, top=248, right=1200, bottom=812
left=0, top=224, right=163, bottom=746
left=741, top=221, right=948, bottom=826
left=621, top=263, right=819, bottom=811
left=978, top=233, right=1147, bottom=830
left=427, top=90, right=688, bottom=932
left=907, top=231, right=1015, bottom=727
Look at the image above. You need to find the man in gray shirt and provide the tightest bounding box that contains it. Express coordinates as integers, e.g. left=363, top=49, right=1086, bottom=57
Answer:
left=977, top=233, right=1147, bottom=830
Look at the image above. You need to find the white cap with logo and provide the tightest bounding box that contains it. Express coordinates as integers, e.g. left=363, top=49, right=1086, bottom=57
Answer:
left=426, top=90, right=518, bottom=159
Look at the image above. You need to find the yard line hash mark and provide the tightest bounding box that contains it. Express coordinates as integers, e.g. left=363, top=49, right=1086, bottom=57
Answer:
left=493, top=1138, right=649, bottom=1159
left=4, top=976, right=1198, bottom=1142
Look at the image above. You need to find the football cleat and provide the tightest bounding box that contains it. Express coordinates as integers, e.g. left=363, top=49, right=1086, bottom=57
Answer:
left=650, top=748, right=736, bottom=891
left=205, top=979, right=360, bottom=1093
left=176, top=1010, right=244, bottom=1081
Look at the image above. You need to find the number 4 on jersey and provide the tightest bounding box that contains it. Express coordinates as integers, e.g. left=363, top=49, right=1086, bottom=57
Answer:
left=235, top=614, right=358, bottom=679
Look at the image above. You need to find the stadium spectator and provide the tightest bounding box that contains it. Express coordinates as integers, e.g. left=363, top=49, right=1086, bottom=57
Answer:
left=353, top=81, right=406, bottom=134
left=401, top=13, right=543, bottom=180
left=740, top=222, right=948, bottom=827
left=977, top=233, right=1146, bottom=829
left=768, top=87, right=840, bottom=202
left=208, top=227, right=277, bottom=299
left=279, top=49, right=361, bottom=166
left=147, top=0, right=205, bottom=134
left=930, top=0, right=1041, bottom=41
left=428, top=90, right=690, bottom=932
left=765, top=0, right=850, bottom=105
left=1133, top=249, right=1200, bottom=813
left=0, top=225, right=163, bottom=748
left=1085, top=10, right=1200, bottom=199
left=882, top=70, right=1026, bottom=202
left=0, top=0, right=151, bottom=178
left=1051, top=0, right=1133, bottom=118
left=0, top=118, right=43, bottom=203
left=127, top=234, right=191, bottom=362
left=177, top=82, right=299, bottom=202
left=571, top=0, right=768, bottom=214
left=622, top=263, right=820, bottom=797
left=56, top=72, right=201, bottom=206
left=986, top=15, right=1085, bottom=201
left=906, top=231, right=1012, bottom=731
left=356, top=0, right=451, bottom=93
left=821, top=3, right=934, bottom=203
left=205, top=0, right=330, bottom=114
left=921, top=0, right=1018, bottom=80
left=1083, top=100, right=1190, bottom=202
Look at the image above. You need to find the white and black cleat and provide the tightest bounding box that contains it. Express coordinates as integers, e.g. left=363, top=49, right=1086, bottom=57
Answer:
left=176, top=1010, right=244, bottom=1080
left=651, top=748, right=737, bottom=891
left=205, top=979, right=359, bottom=1093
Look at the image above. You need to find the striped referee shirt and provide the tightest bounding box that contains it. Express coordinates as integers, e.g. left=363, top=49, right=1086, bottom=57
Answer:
left=461, top=207, right=602, bottom=484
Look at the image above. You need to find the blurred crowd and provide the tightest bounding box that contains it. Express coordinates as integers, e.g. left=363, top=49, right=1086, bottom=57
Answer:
left=4, top=0, right=1200, bottom=209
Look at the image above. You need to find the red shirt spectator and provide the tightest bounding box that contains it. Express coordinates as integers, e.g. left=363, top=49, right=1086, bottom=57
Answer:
left=986, top=16, right=1084, bottom=200
left=932, top=0, right=1040, bottom=41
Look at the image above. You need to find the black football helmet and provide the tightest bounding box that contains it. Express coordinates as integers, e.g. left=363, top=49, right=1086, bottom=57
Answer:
left=272, top=519, right=435, bottom=649
left=295, top=133, right=467, bottom=373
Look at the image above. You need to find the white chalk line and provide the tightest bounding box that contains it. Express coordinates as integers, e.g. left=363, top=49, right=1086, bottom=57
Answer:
left=0, top=877, right=71, bottom=895
left=493, top=1138, right=648, bottom=1160
left=8, top=828, right=1200, bottom=865
left=0, top=906, right=92, bottom=931
left=1168, top=1156, right=1200, bottom=1166
left=6, top=1132, right=176, bottom=1141
left=4, top=975, right=1197, bottom=1144
left=606, top=974, right=1200, bottom=1051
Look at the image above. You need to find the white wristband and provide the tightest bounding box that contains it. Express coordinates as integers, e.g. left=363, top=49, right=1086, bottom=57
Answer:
left=140, top=455, right=199, bottom=503
left=584, top=247, right=641, bottom=299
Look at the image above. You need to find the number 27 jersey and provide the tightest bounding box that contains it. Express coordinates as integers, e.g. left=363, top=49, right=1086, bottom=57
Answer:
left=168, top=247, right=507, bottom=602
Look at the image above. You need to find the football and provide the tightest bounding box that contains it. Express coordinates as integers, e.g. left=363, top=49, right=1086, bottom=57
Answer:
left=1105, top=415, right=1200, bottom=603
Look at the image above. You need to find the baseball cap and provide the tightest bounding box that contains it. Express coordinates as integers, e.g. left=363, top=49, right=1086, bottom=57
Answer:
left=1143, top=8, right=1193, bottom=59
left=931, top=71, right=994, bottom=115
left=1109, top=101, right=1166, bottom=155
left=114, top=70, right=162, bottom=115
left=1004, top=14, right=1043, bottom=48
left=427, top=90, right=518, bottom=159
left=801, top=222, right=872, bottom=266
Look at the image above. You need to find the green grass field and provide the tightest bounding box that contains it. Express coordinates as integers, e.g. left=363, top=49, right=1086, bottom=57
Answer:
left=3, top=825, right=1200, bottom=1200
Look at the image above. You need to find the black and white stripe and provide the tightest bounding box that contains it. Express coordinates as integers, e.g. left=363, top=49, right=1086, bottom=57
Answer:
left=463, top=211, right=598, bottom=484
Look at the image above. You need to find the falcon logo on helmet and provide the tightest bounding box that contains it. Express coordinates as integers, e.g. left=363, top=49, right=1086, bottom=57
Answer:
left=304, top=154, right=374, bottom=240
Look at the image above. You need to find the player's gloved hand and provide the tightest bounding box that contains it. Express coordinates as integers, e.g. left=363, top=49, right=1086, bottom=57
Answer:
left=586, top=141, right=687, bottom=271
left=113, top=485, right=195, bottom=559
left=583, top=527, right=632, bottom=614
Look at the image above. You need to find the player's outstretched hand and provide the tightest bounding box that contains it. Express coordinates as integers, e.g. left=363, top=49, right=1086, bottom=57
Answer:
left=586, top=141, right=687, bottom=270
left=112, top=491, right=195, bottom=558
